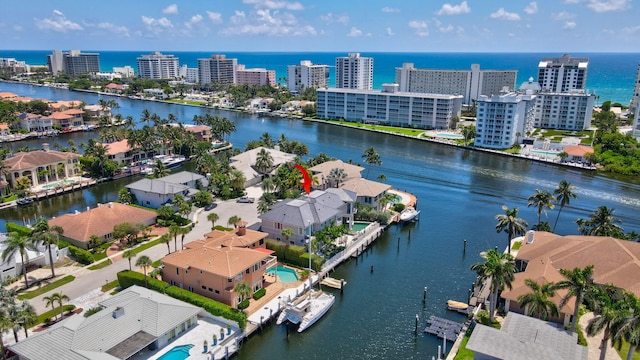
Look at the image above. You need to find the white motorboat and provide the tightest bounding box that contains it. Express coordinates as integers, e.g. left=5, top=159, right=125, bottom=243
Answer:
left=277, top=289, right=335, bottom=332
left=153, top=154, right=187, bottom=169
left=399, top=206, right=421, bottom=222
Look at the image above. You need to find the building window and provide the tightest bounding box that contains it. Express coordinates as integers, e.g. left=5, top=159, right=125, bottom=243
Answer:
left=176, top=268, right=179, bottom=275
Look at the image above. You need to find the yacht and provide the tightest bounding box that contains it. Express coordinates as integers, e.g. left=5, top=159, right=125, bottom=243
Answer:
left=153, top=154, right=187, bottom=169
left=399, top=206, right=421, bottom=222
left=277, top=289, right=335, bottom=332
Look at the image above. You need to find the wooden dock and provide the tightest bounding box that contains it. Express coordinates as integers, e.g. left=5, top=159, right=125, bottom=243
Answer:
left=424, top=316, right=464, bottom=342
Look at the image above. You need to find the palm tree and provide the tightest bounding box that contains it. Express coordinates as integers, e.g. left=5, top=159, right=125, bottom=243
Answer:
left=586, top=287, right=627, bottom=360
left=576, top=206, right=624, bottom=237
left=228, top=215, right=242, bottom=228
left=151, top=159, right=170, bottom=179
left=0, top=310, right=13, bottom=355
left=136, top=255, right=153, bottom=287
left=179, top=226, right=191, bottom=250
left=122, top=249, right=136, bottom=270
left=16, top=301, right=36, bottom=338
left=362, top=146, right=382, bottom=179
left=327, top=167, right=347, bottom=188
left=169, top=225, right=181, bottom=252
left=554, top=265, right=595, bottom=332
left=495, top=206, right=528, bottom=254
left=613, top=292, right=640, bottom=360
left=527, top=189, right=556, bottom=225
left=207, top=212, right=219, bottom=230
left=43, top=294, right=59, bottom=321
left=31, top=220, right=63, bottom=279
left=517, top=279, right=558, bottom=320
left=281, top=228, right=294, bottom=243
left=255, top=148, right=274, bottom=178
left=234, top=281, right=252, bottom=303
left=55, top=292, right=70, bottom=320
left=470, top=249, right=516, bottom=323
left=1, top=233, right=37, bottom=288
left=159, top=234, right=171, bottom=255
left=553, top=180, right=578, bottom=232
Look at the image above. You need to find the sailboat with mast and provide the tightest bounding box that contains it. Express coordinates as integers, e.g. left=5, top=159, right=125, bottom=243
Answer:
left=277, top=176, right=335, bottom=332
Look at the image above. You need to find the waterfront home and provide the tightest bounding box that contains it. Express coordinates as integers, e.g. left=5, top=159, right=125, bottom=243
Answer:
left=0, top=123, right=10, bottom=137
left=0, top=232, right=62, bottom=282
left=104, top=83, right=128, bottom=94
left=162, top=233, right=276, bottom=307
left=466, top=312, right=587, bottom=360
left=103, top=139, right=156, bottom=166
left=49, top=108, right=85, bottom=129
left=501, top=231, right=640, bottom=327
left=49, top=100, right=83, bottom=112
left=126, top=171, right=203, bottom=209
left=48, top=202, right=157, bottom=249
left=201, top=222, right=268, bottom=249
left=2, top=144, right=80, bottom=188
left=230, top=147, right=296, bottom=187
left=84, top=104, right=111, bottom=119
left=562, top=145, right=594, bottom=163
left=339, top=177, right=392, bottom=211
left=182, top=124, right=212, bottom=143
left=143, top=88, right=166, bottom=100
left=259, top=188, right=356, bottom=246
left=17, top=112, right=53, bottom=133
left=9, top=285, right=202, bottom=360
left=309, top=159, right=364, bottom=189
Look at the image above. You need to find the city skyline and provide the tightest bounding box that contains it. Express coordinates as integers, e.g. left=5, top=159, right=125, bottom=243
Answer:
left=1, top=0, right=638, bottom=53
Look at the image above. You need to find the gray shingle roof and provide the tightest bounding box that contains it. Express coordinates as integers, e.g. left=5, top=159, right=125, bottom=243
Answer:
left=10, top=286, right=202, bottom=360
left=125, top=178, right=190, bottom=195
left=159, top=171, right=205, bottom=185
left=259, top=190, right=347, bottom=228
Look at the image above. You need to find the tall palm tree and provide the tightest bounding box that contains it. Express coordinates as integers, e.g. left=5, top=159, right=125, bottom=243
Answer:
left=207, top=212, right=219, bottom=230
left=168, top=225, right=181, bottom=253
left=228, top=215, right=242, bottom=228
left=55, top=292, right=69, bottom=320
left=31, top=219, right=63, bottom=279
left=1, top=233, right=37, bottom=288
left=576, top=206, right=624, bottom=237
left=43, top=294, right=59, bottom=321
left=470, top=249, right=516, bottom=323
left=122, top=249, right=136, bottom=270
left=554, top=265, right=595, bottom=332
left=0, top=310, right=13, bottom=355
left=517, top=279, right=558, bottom=320
left=136, top=255, right=153, bottom=287
left=159, top=234, right=171, bottom=255
left=281, top=228, right=294, bottom=243
left=151, top=159, right=170, bottom=179
left=179, top=226, right=191, bottom=250
left=362, top=146, right=382, bottom=179
left=527, top=189, right=556, bottom=225
left=16, top=301, right=36, bottom=338
left=586, top=287, right=627, bottom=360
left=613, top=292, right=640, bottom=360
left=328, top=167, right=347, bottom=188
left=553, top=180, right=578, bottom=232
left=255, top=148, right=274, bottom=178
left=495, top=206, right=528, bottom=254
left=234, top=281, right=252, bottom=303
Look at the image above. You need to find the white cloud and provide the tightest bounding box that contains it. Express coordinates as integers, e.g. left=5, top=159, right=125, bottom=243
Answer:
left=382, top=7, right=400, bottom=13
left=221, top=9, right=315, bottom=36
left=206, top=11, right=223, bottom=24
left=386, top=27, right=394, bottom=36
left=141, top=16, right=174, bottom=35
left=439, top=24, right=454, bottom=33
left=621, top=25, right=640, bottom=33
left=320, top=13, right=349, bottom=25
left=552, top=11, right=576, bottom=20
left=347, top=27, right=363, bottom=37
left=185, top=14, right=203, bottom=29
left=34, top=10, right=83, bottom=32
left=242, top=0, right=304, bottom=10
left=566, top=0, right=629, bottom=12
left=97, top=22, right=130, bottom=37
left=490, top=8, right=521, bottom=21
left=524, top=2, right=538, bottom=14
left=408, top=20, right=429, bottom=36
left=563, top=21, right=577, bottom=29
left=437, top=1, right=471, bottom=15
left=162, top=4, right=178, bottom=14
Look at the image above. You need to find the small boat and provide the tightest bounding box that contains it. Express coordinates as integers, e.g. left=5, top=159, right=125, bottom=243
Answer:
left=16, top=197, right=34, bottom=206
left=277, top=289, right=335, bottom=332
left=399, top=206, right=420, bottom=222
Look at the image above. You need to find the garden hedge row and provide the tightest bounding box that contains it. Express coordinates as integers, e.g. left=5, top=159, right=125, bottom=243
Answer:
left=5, top=222, right=32, bottom=236
left=117, top=270, right=247, bottom=329
left=266, top=239, right=323, bottom=271
left=67, top=245, right=94, bottom=265
left=252, top=288, right=266, bottom=300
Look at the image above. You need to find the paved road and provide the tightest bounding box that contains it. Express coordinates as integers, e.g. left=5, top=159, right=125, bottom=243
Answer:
left=27, top=186, right=263, bottom=314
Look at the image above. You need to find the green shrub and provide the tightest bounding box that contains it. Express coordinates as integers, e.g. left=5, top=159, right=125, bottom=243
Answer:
left=68, top=245, right=94, bottom=265
left=266, top=239, right=323, bottom=270
left=84, top=306, right=104, bottom=317
left=117, top=270, right=247, bottom=329
left=476, top=310, right=490, bottom=325
left=253, top=288, right=266, bottom=300
left=5, top=222, right=32, bottom=236
left=238, top=299, right=250, bottom=309
left=393, top=203, right=405, bottom=212
left=576, top=325, right=588, bottom=346
left=58, top=240, right=70, bottom=249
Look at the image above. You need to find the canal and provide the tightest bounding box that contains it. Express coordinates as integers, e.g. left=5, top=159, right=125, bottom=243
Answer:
left=1, top=82, right=639, bottom=359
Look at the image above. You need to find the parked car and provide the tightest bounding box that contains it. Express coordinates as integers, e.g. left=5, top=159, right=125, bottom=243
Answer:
left=204, top=202, right=217, bottom=211
left=236, top=196, right=255, bottom=203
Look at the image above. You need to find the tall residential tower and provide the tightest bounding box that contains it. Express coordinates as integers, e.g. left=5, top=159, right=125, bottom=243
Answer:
left=198, top=54, right=237, bottom=85
left=286, top=60, right=329, bottom=92
left=136, top=52, right=180, bottom=79
left=537, top=54, right=589, bottom=92
left=335, top=53, right=373, bottom=90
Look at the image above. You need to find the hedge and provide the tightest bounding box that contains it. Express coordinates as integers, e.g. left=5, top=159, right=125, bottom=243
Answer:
left=253, top=288, right=266, bottom=300
left=5, top=222, right=32, bottom=236
left=266, top=239, right=323, bottom=271
left=238, top=299, right=250, bottom=310
left=67, top=245, right=94, bottom=265
left=117, top=270, right=247, bottom=329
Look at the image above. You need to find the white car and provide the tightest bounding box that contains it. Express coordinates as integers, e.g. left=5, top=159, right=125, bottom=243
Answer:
left=236, top=196, right=255, bottom=203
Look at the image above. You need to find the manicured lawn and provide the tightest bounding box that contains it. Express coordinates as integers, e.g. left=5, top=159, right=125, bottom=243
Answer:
left=88, top=259, right=112, bottom=270
left=101, top=279, right=119, bottom=293
left=512, top=241, right=522, bottom=251
left=36, top=305, right=76, bottom=325
left=151, top=259, right=163, bottom=268
left=453, top=333, right=474, bottom=360
left=17, top=275, right=75, bottom=299
left=324, top=120, right=425, bottom=137
left=616, top=340, right=640, bottom=360
left=130, top=238, right=162, bottom=255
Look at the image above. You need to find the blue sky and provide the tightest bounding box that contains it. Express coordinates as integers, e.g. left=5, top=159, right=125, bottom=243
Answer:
left=1, top=0, right=638, bottom=52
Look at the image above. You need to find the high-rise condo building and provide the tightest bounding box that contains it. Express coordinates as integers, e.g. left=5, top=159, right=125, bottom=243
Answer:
left=287, top=60, right=329, bottom=92
left=136, top=52, right=180, bottom=79
left=197, top=54, right=237, bottom=85
left=236, top=65, right=276, bottom=86
left=335, top=53, right=373, bottom=90
left=475, top=92, right=536, bottom=149
left=630, top=64, right=640, bottom=115
left=395, top=63, right=517, bottom=104
left=537, top=54, right=588, bottom=92
left=317, top=84, right=463, bottom=129
left=47, top=50, right=100, bottom=76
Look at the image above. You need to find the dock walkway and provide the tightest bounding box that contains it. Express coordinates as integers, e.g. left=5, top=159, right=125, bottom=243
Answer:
left=424, top=316, right=465, bottom=342
left=320, top=222, right=383, bottom=276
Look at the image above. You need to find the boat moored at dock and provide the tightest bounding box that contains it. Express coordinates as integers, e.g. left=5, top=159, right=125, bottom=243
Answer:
left=276, top=289, right=335, bottom=332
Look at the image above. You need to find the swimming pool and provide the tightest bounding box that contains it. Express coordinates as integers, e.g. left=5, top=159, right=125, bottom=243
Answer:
left=41, top=182, right=59, bottom=189
left=352, top=222, right=371, bottom=232
left=530, top=150, right=559, bottom=158
left=267, top=266, right=299, bottom=284
left=158, top=344, right=194, bottom=360
left=436, top=133, right=464, bottom=140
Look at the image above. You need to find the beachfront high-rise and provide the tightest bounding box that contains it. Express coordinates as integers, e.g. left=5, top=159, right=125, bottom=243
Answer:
left=395, top=63, right=517, bottom=104
left=47, top=50, right=100, bottom=76
left=317, top=84, right=463, bottom=129
left=335, top=53, right=373, bottom=90
left=537, top=54, right=588, bottom=92
left=136, top=52, right=180, bottom=79
left=630, top=64, right=640, bottom=116
left=198, top=54, right=237, bottom=85
left=286, top=60, right=329, bottom=92
left=236, top=65, right=275, bottom=86
left=475, top=92, right=536, bottom=149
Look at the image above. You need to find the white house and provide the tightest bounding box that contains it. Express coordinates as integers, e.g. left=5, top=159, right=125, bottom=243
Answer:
left=0, top=232, right=63, bottom=281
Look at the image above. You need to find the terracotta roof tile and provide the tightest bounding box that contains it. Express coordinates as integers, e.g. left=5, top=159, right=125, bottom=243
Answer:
left=3, top=150, right=80, bottom=172
left=563, top=145, right=594, bottom=157
left=103, top=139, right=133, bottom=155
left=163, top=246, right=271, bottom=277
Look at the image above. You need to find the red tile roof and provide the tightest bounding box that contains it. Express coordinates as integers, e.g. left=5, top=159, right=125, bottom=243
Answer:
left=563, top=145, right=593, bottom=157
left=3, top=150, right=79, bottom=171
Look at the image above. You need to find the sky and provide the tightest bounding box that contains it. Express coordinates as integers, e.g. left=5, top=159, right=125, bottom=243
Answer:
left=1, top=0, right=638, bottom=52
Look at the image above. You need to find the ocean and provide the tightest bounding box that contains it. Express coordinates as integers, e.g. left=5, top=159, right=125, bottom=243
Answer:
left=1, top=50, right=638, bottom=104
